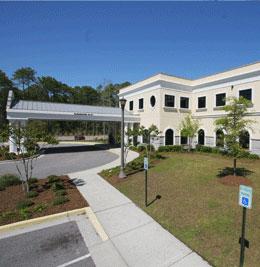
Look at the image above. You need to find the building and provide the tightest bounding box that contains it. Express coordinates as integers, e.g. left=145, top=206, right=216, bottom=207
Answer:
left=118, top=62, right=260, bottom=154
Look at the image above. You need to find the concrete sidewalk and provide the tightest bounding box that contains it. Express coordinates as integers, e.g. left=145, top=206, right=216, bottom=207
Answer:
left=68, top=149, right=211, bottom=267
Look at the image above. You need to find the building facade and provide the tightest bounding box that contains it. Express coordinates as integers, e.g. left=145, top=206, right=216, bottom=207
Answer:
left=118, top=62, right=260, bottom=154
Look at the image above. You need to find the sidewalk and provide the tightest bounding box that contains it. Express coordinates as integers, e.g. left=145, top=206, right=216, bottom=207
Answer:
left=68, top=148, right=211, bottom=267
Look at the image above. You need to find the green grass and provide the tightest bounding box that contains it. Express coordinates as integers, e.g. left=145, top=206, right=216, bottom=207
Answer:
left=103, top=152, right=260, bottom=267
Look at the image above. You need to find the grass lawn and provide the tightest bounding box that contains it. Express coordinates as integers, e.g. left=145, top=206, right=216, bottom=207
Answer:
left=103, top=152, right=260, bottom=267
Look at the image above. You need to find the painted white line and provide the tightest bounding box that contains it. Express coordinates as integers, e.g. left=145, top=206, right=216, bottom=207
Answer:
left=56, top=254, right=91, bottom=267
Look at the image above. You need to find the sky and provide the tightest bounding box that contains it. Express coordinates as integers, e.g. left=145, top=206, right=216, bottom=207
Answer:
left=1, top=2, right=260, bottom=88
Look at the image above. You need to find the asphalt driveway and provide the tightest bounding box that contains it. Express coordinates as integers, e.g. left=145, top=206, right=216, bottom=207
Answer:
left=0, top=147, right=118, bottom=179
left=0, top=221, right=95, bottom=267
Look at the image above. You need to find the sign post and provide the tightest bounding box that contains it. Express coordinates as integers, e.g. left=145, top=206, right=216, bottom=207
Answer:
left=144, top=157, right=148, bottom=207
left=238, top=185, right=252, bottom=267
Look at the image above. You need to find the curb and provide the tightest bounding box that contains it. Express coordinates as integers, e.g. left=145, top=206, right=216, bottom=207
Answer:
left=0, top=207, right=86, bottom=233
left=0, top=207, right=108, bottom=242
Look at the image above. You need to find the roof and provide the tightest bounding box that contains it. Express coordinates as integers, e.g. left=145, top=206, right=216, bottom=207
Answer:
left=119, top=61, right=260, bottom=96
left=11, top=100, right=125, bottom=115
left=7, top=93, right=140, bottom=123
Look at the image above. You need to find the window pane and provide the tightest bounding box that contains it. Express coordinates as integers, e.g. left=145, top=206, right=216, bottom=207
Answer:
left=129, top=101, right=133, bottom=111
left=239, top=89, right=252, bottom=101
left=216, top=93, right=226, bottom=106
left=165, top=95, right=175, bottom=107
left=139, top=98, right=144, bottom=109
left=180, top=97, right=189, bottom=109
left=198, top=96, right=206, bottom=108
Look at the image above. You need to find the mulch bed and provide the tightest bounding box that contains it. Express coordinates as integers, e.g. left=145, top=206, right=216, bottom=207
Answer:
left=218, top=175, right=252, bottom=186
left=0, top=176, right=88, bottom=226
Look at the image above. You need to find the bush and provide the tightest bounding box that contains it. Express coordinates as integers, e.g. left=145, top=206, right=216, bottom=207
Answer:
left=126, top=156, right=144, bottom=171
left=0, top=184, right=5, bottom=191
left=33, top=203, right=48, bottom=213
left=196, top=145, right=213, bottom=153
left=0, top=211, right=16, bottom=222
left=26, top=191, right=39, bottom=198
left=28, top=177, right=38, bottom=185
left=16, top=199, right=34, bottom=210
left=48, top=175, right=61, bottom=184
left=55, top=189, right=67, bottom=197
left=53, top=196, right=69, bottom=206
left=0, top=174, right=21, bottom=188
left=51, top=182, right=65, bottom=192
left=19, top=208, right=32, bottom=220
left=158, top=145, right=183, bottom=152
left=29, top=183, right=38, bottom=190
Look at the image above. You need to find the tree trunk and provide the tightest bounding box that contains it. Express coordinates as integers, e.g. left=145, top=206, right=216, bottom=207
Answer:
left=233, top=158, right=237, bottom=176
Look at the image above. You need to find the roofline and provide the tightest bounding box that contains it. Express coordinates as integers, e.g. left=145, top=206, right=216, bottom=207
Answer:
left=120, top=61, right=260, bottom=94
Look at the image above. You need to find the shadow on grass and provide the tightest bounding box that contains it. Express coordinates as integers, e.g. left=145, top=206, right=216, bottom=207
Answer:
left=70, top=178, right=86, bottom=186
left=217, top=167, right=254, bottom=177
left=147, top=194, right=162, bottom=207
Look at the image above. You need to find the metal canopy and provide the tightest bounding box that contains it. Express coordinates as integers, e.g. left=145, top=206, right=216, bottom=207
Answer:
left=6, top=91, right=140, bottom=123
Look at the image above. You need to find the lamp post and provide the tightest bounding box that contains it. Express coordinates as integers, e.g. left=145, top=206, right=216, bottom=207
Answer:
left=119, top=97, right=127, bottom=179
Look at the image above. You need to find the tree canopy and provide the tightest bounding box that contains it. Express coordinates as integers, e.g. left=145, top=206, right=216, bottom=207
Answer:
left=0, top=67, right=130, bottom=136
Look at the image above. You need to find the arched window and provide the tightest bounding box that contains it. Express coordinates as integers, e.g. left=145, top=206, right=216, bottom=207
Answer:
left=239, top=130, right=250, bottom=149
left=150, top=96, right=156, bottom=107
left=198, top=129, right=205, bottom=145
left=181, top=130, right=188, bottom=145
left=165, top=129, right=174, bottom=145
left=216, top=129, right=224, bottom=147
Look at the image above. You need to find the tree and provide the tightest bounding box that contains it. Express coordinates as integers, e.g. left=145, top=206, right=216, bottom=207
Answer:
left=0, top=70, right=14, bottom=128
left=215, top=97, right=255, bottom=176
left=179, top=114, right=200, bottom=152
left=0, top=123, right=58, bottom=193
left=126, top=124, right=160, bottom=158
left=13, top=67, right=36, bottom=91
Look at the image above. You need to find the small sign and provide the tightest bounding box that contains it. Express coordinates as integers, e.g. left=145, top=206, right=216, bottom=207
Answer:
left=239, top=185, right=253, bottom=209
left=144, top=157, right=149, bottom=170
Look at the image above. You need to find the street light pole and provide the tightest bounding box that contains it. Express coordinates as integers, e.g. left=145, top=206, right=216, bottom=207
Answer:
left=119, top=98, right=127, bottom=179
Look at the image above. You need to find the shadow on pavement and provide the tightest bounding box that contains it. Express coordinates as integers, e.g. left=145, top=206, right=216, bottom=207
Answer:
left=40, top=144, right=120, bottom=154
left=70, top=178, right=86, bottom=186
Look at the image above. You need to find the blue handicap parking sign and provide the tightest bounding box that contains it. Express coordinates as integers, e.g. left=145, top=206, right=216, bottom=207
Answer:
left=239, top=185, right=252, bottom=209
left=242, top=197, right=249, bottom=207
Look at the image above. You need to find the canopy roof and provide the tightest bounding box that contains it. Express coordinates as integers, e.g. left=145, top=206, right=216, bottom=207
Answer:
left=6, top=91, right=139, bottom=123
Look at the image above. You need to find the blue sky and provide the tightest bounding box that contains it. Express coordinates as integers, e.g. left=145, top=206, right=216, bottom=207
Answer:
left=1, top=2, right=260, bottom=87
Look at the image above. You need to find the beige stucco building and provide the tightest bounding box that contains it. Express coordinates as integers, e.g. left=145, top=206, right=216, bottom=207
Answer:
left=119, top=62, right=260, bottom=154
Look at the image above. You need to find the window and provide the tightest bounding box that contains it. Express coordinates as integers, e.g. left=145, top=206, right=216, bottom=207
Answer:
left=150, top=96, right=156, bottom=107
left=139, top=98, right=144, bottom=110
left=181, top=130, right=188, bottom=145
left=239, top=89, right=252, bottom=101
left=198, top=96, right=206, bottom=109
left=216, top=93, right=226, bottom=107
left=180, top=97, right=189, bottom=109
left=165, top=95, right=175, bottom=107
left=129, top=101, right=133, bottom=111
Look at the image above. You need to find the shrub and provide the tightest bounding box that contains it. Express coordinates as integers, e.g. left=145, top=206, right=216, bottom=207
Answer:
left=48, top=175, right=61, bottom=184
left=158, top=145, right=183, bottom=152
left=26, top=191, right=39, bottom=198
left=28, top=177, right=38, bottom=185
left=53, top=196, right=69, bottom=206
left=0, top=174, right=21, bottom=188
left=196, top=145, right=213, bottom=153
left=0, top=211, right=17, bottom=222
left=19, top=208, right=32, bottom=220
left=126, top=156, right=144, bottom=171
left=0, top=184, right=5, bottom=191
left=247, top=153, right=259, bottom=160
left=55, top=189, right=67, bottom=197
left=29, top=183, right=38, bottom=190
left=51, top=182, right=65, bottom=192
left=16, top=199, right=34, bottom=210
left=33, top=203, right=48, bottom=212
